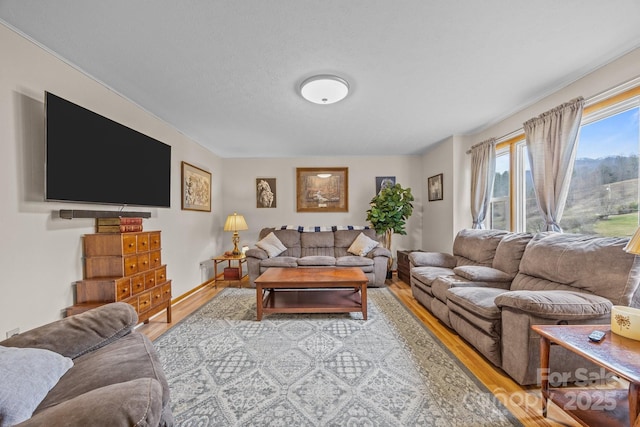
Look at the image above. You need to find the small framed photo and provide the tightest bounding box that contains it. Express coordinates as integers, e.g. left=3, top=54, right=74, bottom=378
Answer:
left=375, top=176, right=395, bottom=195
left=428, top=173, right=443, bottom=201
left=182, top=161, right=211, bottom=211
left=256, top=178, right=277, bottom=208
left=296, top=167, right=348, bottom=212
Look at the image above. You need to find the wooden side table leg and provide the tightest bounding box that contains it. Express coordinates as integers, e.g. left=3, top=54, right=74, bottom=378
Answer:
left=629, top=382, right=639, bottom=426
left=213, top=260, right=219, bottom=288
left=361, top=283, right=368, bottom=320
left=256, top=284, right=263, bottom=321
left=540, top=336, right=550, bottom=418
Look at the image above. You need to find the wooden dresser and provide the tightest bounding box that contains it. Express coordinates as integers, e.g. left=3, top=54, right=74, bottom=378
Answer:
left=396, top=250, right=422, bottom=284
left=66, top=231, right=171, bottom=323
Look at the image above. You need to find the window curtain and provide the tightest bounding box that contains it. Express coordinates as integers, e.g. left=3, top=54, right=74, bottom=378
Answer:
left=523, top=97, right=584, bottom=232
left=469, top=138, right=496, bottom=229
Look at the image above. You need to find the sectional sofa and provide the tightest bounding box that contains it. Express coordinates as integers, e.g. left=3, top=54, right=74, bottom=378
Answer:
left=409, top=229, right=640, bottom=385
left=246, top=226, right=391, bottom=287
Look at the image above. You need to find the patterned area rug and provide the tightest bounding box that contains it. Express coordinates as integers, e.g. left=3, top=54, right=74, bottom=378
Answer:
left=154, top=288, right=520, bottom=426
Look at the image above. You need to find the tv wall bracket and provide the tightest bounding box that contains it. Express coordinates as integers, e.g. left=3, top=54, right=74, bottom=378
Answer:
left=58, top=209, right=152, bottom=219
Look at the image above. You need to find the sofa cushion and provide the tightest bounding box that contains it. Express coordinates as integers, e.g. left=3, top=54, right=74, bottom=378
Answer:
left=336, top=256, right=375, bottom=272
left=453, top=266, right=513, bottom=283
left=259, top=229, right=301, bottom=258
left=452, top=229, right=508, bottom=266
left=38, top=332, right=170, bottom=412
left=347, top=232, right=380, bottom=256
left=411, top=266, right=455, bottom=287
left=446, top=287, right=506, bottom=320
left=0, top=346, right=73, bottom=426
left=512, top=233, right=640, bottom=306
left=495, top=290, right=613, bottom=320
left=334, top=229, right=378, bottom=257
left=297, top=256, right=336, bottom=266
left=260, top=256, right=299, bottom=268
left=301, top=231, right=335, bottom=257
left=492, top=232, right=532, bottom=277
left=431, top=275, right=474, bottom=302
left=255, top=232, right=287, bottom=258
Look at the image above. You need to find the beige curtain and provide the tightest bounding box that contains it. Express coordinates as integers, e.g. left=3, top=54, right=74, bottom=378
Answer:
left=470, top=138, right=496, bottom=229
left=524, top=97, right=584, bottom=232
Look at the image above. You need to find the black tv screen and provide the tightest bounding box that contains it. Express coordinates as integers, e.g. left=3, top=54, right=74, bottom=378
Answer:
left=45, top=92, right=171, bottom=208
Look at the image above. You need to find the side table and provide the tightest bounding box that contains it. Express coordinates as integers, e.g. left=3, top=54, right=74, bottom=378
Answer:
left=397, top=250, right=422, bottom=284
left=212, top=254, right=247, bottom=287
left=532, top=324, right=640, bottom=427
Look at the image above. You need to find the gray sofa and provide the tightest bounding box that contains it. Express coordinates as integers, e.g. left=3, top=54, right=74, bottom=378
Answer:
left=0, top=303, right=173, bottom=426
left=246, top=227, right=392, bottom=287
left=410, top=229, right=640, bottom=385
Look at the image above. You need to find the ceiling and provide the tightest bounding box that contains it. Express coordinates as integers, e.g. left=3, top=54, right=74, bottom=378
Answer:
left=2, top=1, right=640, bottom=158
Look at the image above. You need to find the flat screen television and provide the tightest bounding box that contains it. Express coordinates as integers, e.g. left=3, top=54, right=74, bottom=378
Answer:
left=45, top=92, right=171, bottom=208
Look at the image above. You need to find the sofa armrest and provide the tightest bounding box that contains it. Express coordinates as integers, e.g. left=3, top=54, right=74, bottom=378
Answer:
left=495, top=290, right=612, bottom=321
left=19, top=378, right=163, bottom=427
left=368, top=246, right=391, bottom=258
left=246, top=247, right=268, bottom=260
left=0, top=302, right=137, bottom=359
left=409, top=252, right=456, bottom=268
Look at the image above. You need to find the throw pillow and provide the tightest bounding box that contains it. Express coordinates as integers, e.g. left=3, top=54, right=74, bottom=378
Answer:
left=0, top=345, right=73, bottom=426
left=348, top=232, right=379, bottom=256
left=255, top=232, right=287, bottom=258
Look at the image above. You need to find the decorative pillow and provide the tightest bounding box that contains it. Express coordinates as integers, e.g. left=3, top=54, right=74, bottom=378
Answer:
left=255, top=232, right=287, bottom=258
left=347, top=232, right=380, bottom=256
left=0, top=345, right=73, bottom=426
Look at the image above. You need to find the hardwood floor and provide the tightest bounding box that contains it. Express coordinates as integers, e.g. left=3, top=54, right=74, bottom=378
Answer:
left=137, top=275, right=578, bottom=426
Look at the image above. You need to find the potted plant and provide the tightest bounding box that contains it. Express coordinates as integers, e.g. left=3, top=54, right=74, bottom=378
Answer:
left=366, top=183, right=414, bottom=276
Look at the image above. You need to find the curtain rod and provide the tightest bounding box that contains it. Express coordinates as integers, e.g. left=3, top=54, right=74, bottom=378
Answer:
left=465, top=74, right=640, bottom=155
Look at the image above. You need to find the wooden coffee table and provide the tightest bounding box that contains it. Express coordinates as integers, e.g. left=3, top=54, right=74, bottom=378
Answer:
left=532, top=324, right=640, bottom=427
left=254, top=267, right=368, bottom=321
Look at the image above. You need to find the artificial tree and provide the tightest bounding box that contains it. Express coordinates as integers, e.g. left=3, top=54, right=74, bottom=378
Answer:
left=366, top=183, right=414, bottom=273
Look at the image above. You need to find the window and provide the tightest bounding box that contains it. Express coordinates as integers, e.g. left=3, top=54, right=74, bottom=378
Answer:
left=490, top=150, right=510, bottom=230
left=491, top=82, right=640, bottom=236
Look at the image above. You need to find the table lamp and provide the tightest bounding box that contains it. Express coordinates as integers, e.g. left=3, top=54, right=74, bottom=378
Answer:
left=224, top=212, right=248, bottom=255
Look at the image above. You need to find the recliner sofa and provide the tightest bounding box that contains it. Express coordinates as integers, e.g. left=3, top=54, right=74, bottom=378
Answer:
left=410, top=229, right=640, bottom=385
left=0, top=302, right=173, bottom=426
left=246, top=226, right=391, bottom=287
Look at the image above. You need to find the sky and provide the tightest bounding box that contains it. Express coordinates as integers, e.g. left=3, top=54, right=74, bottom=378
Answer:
left=577, top=107, right=639, bottom=159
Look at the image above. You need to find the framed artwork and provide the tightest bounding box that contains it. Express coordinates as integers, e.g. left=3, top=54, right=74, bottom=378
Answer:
left=256, top=178, right=277, bottom=208
left=376, top=176, right=396, bottom=195
left=181, top=161, right=211, bottom=211
left=296, top=167, right=348, bottom=212
left=428, top=173, right=443, bottom=201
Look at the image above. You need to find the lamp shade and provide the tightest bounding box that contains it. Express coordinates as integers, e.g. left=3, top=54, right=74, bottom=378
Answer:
left=624, top=226, right=640, bottom=255
left=223, top=213, right=248, bottom=232
left=300, top=75, right=349, bottom=104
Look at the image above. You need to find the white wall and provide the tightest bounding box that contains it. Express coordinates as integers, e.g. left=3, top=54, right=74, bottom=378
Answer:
left=0, top=24, right=225, bottom=334
left=221, top=156, right=423, bottom=268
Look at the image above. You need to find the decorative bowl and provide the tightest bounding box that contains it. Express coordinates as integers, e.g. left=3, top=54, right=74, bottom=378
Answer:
left=611, top=305, right=640, bottom=341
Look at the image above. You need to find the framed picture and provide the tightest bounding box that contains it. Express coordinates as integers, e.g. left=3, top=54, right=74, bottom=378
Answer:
left=256, top=178, right=277, bottom=208
left=296, top=167, right=348, bottom=212
left=181, top=161, right=211, bottom=211
left=376, top=176, right=396, bottom=195
left=428, top=173, right=443, bottom=201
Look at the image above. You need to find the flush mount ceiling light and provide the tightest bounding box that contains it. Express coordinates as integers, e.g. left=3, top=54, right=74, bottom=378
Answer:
left=300, top=75, right=349, bottom=104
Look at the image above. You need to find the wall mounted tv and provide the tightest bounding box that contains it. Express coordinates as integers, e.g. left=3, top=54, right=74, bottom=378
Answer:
left=45, top=92, right=171, bottom=208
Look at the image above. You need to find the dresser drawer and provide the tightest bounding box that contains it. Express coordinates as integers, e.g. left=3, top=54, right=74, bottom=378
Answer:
left=138, top=291, right=152, bottom=313
left=155, top=266, right=167, bottom=284
left=84, top=255, right=139, bottom=278
left=144, top=270, right=157, bottom=290
left=137, top=252, right=150, bottom=272
left=149, top=232, right=161, bottom=251
left=76, top=277, right=131, bottom=303
left=131, top=273, right=145, bottom=296
left=161, top=281, right=172, bottom=302
left=84, top=233, right=138, bottom=256
left=149, top=250, right=162, bottom=269
left=137, top=233, right=150, bottom=253
left=151, top=287, right=163, bottom=307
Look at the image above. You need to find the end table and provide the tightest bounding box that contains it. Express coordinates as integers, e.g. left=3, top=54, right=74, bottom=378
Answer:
left=212, top=254, right=247, bottom=287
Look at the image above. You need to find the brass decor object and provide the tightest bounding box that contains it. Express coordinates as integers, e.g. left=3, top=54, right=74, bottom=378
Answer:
left=223, top=212, right=248, bottom=255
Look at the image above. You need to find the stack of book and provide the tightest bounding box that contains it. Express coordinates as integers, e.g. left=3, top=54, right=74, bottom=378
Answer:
left=95, top=217, right=143, bottom=233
